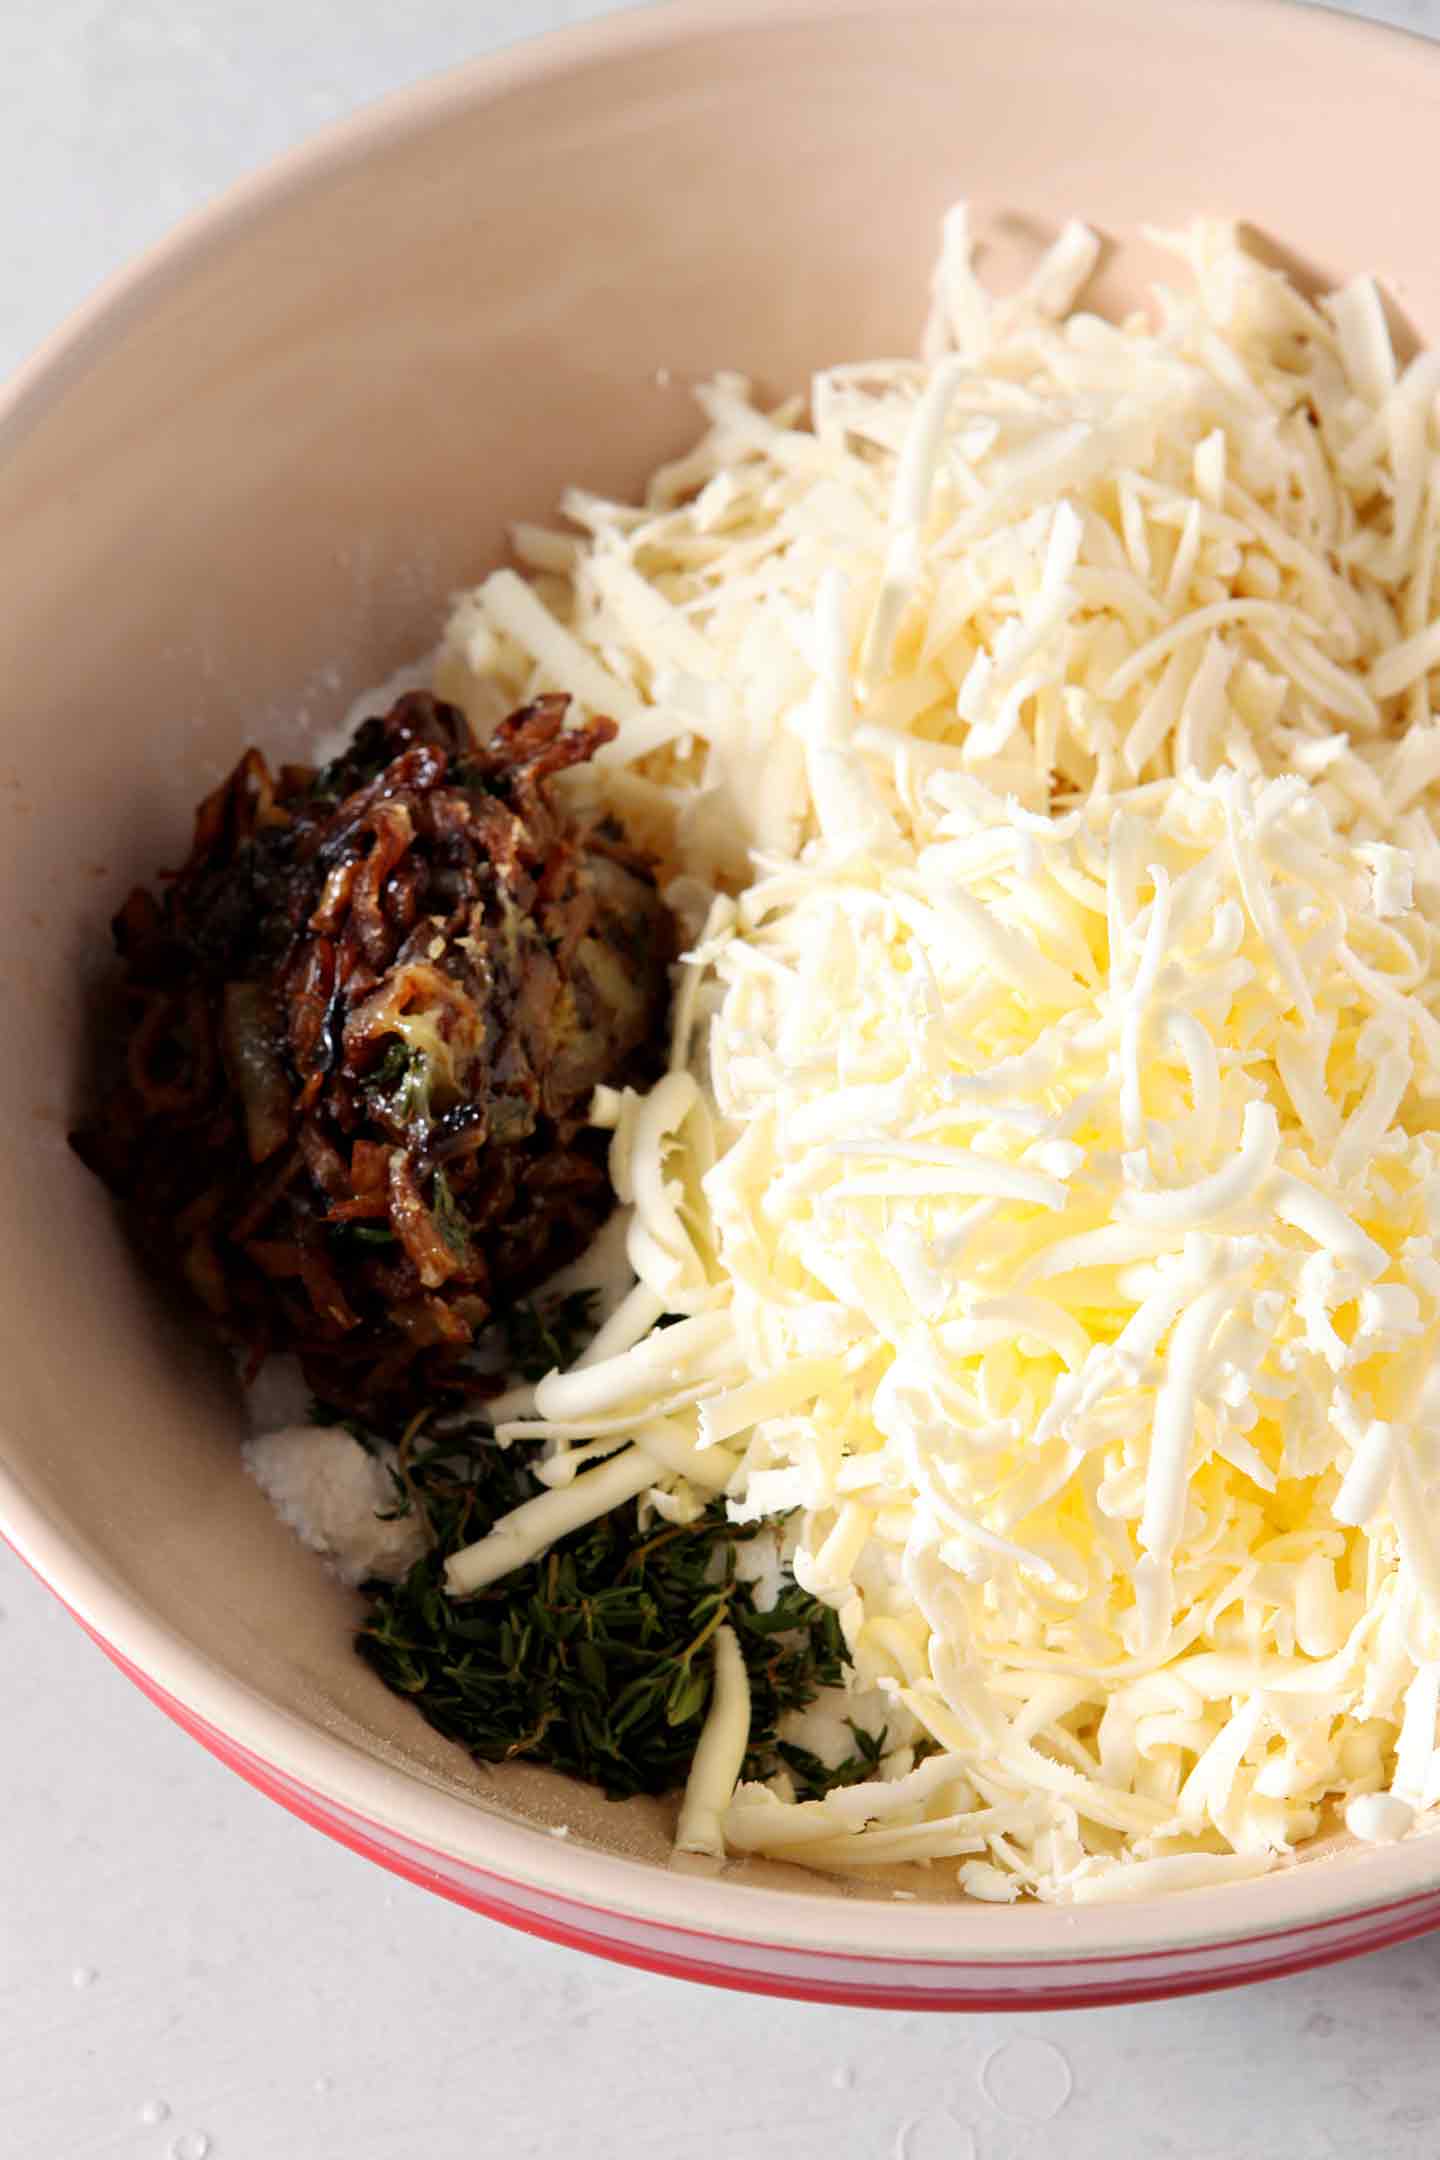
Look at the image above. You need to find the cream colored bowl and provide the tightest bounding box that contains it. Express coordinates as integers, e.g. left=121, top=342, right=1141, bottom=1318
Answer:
left=6, top=0, right=1440, bottom=2005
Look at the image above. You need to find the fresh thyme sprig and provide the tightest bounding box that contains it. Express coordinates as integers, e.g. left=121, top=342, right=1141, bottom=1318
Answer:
left=501, top=1288, right=603, bottom=1382
left=345, top=1291, right=883, bottom=1803
left=358, top=1463, right=860, bottom=1797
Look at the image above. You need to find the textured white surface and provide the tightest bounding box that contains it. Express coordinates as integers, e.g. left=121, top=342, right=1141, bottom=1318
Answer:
left=8, top=3, right=1440, bottom=2156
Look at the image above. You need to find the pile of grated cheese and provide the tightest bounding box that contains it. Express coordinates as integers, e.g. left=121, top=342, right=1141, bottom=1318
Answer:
left=429, top=212, right=1440, bottom=1901
left=437, top=210, right=1440, bottom=888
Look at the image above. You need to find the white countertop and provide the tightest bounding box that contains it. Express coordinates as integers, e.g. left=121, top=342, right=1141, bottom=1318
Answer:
left=7, top=4, right=1440, bottom=2156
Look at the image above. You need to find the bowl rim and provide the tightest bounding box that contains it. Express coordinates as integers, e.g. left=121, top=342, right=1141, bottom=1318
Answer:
left=37, top=1546, right=1440, bottom=2009
left=7, top=0, right=1440, bottom=1976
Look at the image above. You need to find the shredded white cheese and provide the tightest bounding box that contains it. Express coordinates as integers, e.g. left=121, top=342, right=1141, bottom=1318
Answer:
left=436, top=215, right=1440, bottom=893
left=674, top=1625, right=752, bottom=1858
left=427, top=211, right=1440, bottom=1899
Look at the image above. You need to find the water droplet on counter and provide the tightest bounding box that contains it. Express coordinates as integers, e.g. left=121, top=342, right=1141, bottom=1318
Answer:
left=980, top=2035, right=1073, bottom=2122
left=831, top=2063, right=854, bottom=2091
left=70, top=1966, right=97, bottom=1990
left=894, top=2111, right=976, bottom=2160
left=139, top=2100, right=170, bottom=2127
left=169, top=2133, right=210, bottom=2160
left=314, top=2075, right=333, bottom=2096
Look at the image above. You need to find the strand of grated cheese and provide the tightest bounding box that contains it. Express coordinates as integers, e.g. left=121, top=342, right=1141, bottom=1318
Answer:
left=430, top=211, right=1440, bottom=1899
left=674, top=1625, right=751, bottom=1859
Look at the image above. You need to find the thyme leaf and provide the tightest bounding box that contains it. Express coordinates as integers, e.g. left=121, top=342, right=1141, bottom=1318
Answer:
left=501, top=1288, right=602, bottom=1382
left=429, top=1169, right=472, bottom=1260
left=777, top=1721, right=889, bottom=1803
left=336, top=1294, right=867, bottom=1804
left=357, top=1452, right=854, bottom=1800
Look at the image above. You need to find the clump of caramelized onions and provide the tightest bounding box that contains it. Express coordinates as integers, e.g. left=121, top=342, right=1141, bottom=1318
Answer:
left=73, top=692, right=672, bottom=1415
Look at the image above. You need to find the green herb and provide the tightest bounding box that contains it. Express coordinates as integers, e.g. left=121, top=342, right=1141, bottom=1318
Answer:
left=305, top=1396, right=371, bottom=1445
left=370, top=1042, right=412, bottom=1092
left=778, top=1720, right=888, bottom=1803
left=327, top=1289, right=869, bottom=1806
left=502, top=1288, right=602, bottom=1382
left=330, top=1222, right=399, bottom=1250
left=429, top=1169, right=471, bottom=1261
left=367, top=1039, right=434, bottom=1124
left=357, top=1436, right=855, bottom=1799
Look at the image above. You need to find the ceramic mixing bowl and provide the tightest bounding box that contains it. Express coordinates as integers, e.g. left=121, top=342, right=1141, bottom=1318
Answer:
left=6, top=0, right=1440, bottom=2006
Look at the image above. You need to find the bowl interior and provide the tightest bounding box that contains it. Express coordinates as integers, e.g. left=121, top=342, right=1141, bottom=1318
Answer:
left=7, top=0, right=1440, bottom=1958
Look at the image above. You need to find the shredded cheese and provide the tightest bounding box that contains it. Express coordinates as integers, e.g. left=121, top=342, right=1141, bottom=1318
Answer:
left=675, top=1625, right=752, bottom=1858
left=431, top=211, right=1440, bottom=1900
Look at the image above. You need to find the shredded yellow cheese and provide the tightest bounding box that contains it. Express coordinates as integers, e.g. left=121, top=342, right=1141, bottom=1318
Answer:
left=436, top=212, right=1440, bottom=1900
left=437, top=212, right=1440, bottom=895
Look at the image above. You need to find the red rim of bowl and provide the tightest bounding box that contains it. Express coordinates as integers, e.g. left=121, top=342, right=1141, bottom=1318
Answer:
left=10, top=1530, right=1440, bottom=2009
left=74, top=1591, right=1440, bottom=2006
